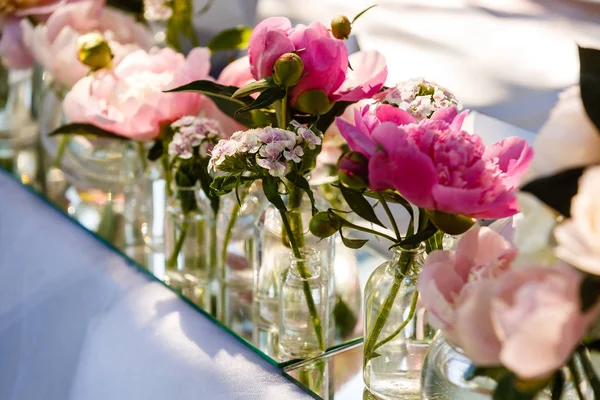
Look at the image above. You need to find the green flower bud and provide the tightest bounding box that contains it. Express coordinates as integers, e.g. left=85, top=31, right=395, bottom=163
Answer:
left=338, top=151, right=369, bottom=190
left=294, top=89, right=334, bottom=115
left=272, top=52, right=304, bottom=87
left=309, top=211, right=341, bottom=238
left=77, top=32, right=114, bottom=71
left=427, top=210, right=475, bottom=235
left=331, top=15, right=352, bottom=40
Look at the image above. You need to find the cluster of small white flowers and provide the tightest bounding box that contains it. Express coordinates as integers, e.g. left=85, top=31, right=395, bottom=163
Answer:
left=168, top=116, right=223, bottom=160
left=375, top=78, right=462, bottom=120
left=209, top=122, right=321, bottom=177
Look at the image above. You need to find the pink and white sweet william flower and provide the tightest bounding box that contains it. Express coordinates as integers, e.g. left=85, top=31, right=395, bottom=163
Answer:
left=247, top=17, right=387, bottom=107
left=63, top=47, right=213, bottom=141
left=21, top=0, right=153, bottom=89
left=555, top=166, right=600, bottom=276
left=336, top=105, right=533, bottom=219
left=168, top=115, right=223, bottom=159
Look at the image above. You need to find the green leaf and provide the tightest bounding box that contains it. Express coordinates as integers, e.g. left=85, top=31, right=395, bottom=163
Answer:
left=580, top=274, right=600, bottom=312
left=579, top=46, right=600, bottom=132
left=340, top=230, right=368, bottom=249
left=550, top=370, right=565, bottom=400
left=428, top=210, right=475, bottom=235
left=392, top=222, right=438, bottom=248
left=49, top=123, right=128, bottom=140
left=211, top=175, right=252, bottom=195
left=315, top=101, right=354, bottom=133
left=352, top=4, right=377, bottom=24
left=148, top=139, right=164, bottom=161
left=262, top=175, right=287, bottom=212
left=195, top=158, right=219, bottom=215
left=363, top=189, right=413, bottom=218
left=286, top=171, right=318, bottom=215
left=333, top=296, right=358, bottom=338
left=208, top=25, right=253, bottom=52
left=339, top=185, right=385, bottom=227
left=232, top=77, right=275, bottom=99
left=235, top=86, right=286, bottom=115
left=521, top=167, right=586, bottom=217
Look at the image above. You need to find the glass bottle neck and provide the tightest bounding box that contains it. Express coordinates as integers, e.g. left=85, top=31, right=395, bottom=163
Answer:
left=289, top=248, right=322, bottom=279
left=388, top=246, right=424, bottom=277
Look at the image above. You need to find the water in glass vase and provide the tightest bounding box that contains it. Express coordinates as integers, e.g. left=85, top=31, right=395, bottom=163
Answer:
left=363, top=246, right=435, bottom=400
left=164, top=185, right=213, bottom=310
left=279, top=249, right=329, bottom=359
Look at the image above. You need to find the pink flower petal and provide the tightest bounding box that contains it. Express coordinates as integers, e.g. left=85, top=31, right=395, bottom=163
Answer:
left=484, top=137, right=534, bottom=184
left=375, top=104, right=417, bottom=126
left=335, top=117, right=378, bottom=157
left=333, top=50, right=388, bottom=102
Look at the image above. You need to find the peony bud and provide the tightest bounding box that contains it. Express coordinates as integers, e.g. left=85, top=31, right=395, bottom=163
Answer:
left=331, top=15, right=352, bottom=40
left=294, top=89, right=334, bottom=115
left=428, top=210, right=475, bottom=235
left=272, top=52, right=304, bottom=87
left=77, top=32, right=114, bottom=71
left=338, top=151, right=369, bottom=190
left=309, top=211, right=342, bottom=238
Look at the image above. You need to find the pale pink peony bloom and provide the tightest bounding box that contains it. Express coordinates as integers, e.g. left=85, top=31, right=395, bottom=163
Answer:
left=555, top=166, right=600, bottom=276
left=490, top=265, right=596, bottom=380
left=63, top=47, right=212, bottom=141
left=21, top=0, right=153, bottom=88
left=247, top=17, right=387, bottom=106
left=336, top=105, right=533, bottom=218
left=217, top=55, right=254, bottom=89
left=418, top=226, right=516, bottom=364
left=526, top=86, right=600, bottom=182
left=0, top=0, right=85, bottom=68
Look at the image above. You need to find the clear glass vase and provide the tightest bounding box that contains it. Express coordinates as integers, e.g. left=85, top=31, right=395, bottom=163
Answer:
left=253, top=186, right=335, bottom=359
left=215, top=185, right=265, bottom=337
left=0, top=68, right=39, bottom=188
left=164, top=184, right=213, bottom=309
left=279, top=249, right=329, bottom=359
left=421, top=333, right=590, bottom=399
left=363, top=245, right=435, bottom=400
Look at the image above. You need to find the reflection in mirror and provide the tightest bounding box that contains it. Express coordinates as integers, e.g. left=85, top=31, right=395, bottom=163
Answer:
left=284, top=342, right=375, bottom=400
left=45, top=174, right=388, bottom=366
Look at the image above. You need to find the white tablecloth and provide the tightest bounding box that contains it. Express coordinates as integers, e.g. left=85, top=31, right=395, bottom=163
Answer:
left=0, top=172, right=310, bottom=400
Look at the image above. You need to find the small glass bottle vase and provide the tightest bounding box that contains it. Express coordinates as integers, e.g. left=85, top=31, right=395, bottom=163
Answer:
left=164, top=185, right=213, bottom=309
left=279, top=249, right=329, bottom=359
left=363, top=245, right=435, bottom=400
left=421, top=333, right=591, bottom=399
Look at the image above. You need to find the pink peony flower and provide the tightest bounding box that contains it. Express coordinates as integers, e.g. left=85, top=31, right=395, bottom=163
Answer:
left=21, top=0, right=153, bottom=89
left=336, top=105, right=533, bottom=219
left=418, top=226, right=516, bottom=364
left=247, top=17, right=387, bottom=106
left=0, top=0, right=85, bottom=69
left=217, top=55, right=255, bottom=89
left=490, top=265, right=596, bottom=379
left=63, top=47, right=213, bottom=141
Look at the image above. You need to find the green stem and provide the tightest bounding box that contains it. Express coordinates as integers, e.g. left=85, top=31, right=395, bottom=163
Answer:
left=377, top=193, right=401, bottom=241
left=209, top=220, right=218, bottom=277
left=372, top=290, right=419, bottom=353
left=568, top=358, right=586, bottom=400
left=52, top=136, right=69, bottom=169
left=220, top=192, right=247, bottom=270
left=363, top=251, right=414, bottom=367
left=277, top=91, right=288, bottom=129
left=279, top=205, right=325, bottom=352
left=136, top=142, right=147, bottom=172
left=167, top=220, right=188, bottom=269
left=340, top=218, right=397, bottom=243
left=161, top=150, right=173, bottom=198
left=577, top=347, right=600, bottom=396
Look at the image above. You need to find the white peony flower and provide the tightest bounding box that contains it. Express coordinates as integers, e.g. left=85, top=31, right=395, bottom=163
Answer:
left=555, top=166, right=600, bottom=275
left=525, top=86, right=600, bottom=182
left=512, top=192, right=559, bottom=266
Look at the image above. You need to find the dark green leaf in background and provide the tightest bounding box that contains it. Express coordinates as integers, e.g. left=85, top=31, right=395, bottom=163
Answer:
left=579, top=46, right=600, bottom=132
left=208, top=25, right=253, bottom=52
